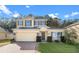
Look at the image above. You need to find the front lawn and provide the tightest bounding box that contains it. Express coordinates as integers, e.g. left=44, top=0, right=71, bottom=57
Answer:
left=38, top=42, right=79, bottom=53
left=0, top=39, right=11, bottom=47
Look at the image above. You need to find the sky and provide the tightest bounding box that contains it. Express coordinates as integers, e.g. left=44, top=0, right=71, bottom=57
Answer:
left=0, top=5, right=79, bottom=19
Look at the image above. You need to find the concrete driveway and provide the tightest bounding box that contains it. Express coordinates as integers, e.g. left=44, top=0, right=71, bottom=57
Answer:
left=16, top=42, right=38, bottom=50
left=0, top=42, right=39, bottom=53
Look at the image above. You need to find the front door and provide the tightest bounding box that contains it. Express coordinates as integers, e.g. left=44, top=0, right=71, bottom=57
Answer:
left=41, top=32, right=45, bottom=41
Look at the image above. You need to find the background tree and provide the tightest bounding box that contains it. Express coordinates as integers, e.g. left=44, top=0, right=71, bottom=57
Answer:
left=0, top=17, right=16, bottom=32
left=61, top=19, right=79, bottom=27
left=46, top=17, right=61, bottom=28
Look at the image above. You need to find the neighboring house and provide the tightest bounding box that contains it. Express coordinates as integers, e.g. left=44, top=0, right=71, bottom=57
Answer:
left=6, top=31, right=14, bottom=39
left=13, top=16, right=64, bottom=42
left=65, top=22, right=79, bottom=43
left=0, top=27, right=7, bottom=40
left=0, top=27, right=14, bottom=40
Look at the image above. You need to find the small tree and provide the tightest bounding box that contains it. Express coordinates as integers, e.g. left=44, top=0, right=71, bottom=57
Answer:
left=64, top=28, right=78, bottom=44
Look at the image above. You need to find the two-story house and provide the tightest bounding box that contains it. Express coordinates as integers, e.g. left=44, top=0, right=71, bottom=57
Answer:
left=13, top=16, right=64, bottom=42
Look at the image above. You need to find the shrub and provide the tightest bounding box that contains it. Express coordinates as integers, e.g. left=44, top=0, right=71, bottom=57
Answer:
left=36, top=36, right=41, bottom=42
left=47, top=36, right=52, bottom=42
left=54, top=40, right=60, bottom=42
left=60, top=36, right=66, bottom=43
left=60, top=36, right=76, bottom=45
left=66, top=39, right=76, bottom=45
left=0, top=39, right=11, bottom=43
left=64, top=29, right=78, bottom=45
left=11, top=38, right=15, bottom=43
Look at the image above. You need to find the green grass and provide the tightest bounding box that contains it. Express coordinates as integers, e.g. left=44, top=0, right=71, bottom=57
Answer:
left=0, top=39, right=11, bottom=43
left=38, top=42, right=79, bottom=53
left=0, top=39, right=11, bottom=47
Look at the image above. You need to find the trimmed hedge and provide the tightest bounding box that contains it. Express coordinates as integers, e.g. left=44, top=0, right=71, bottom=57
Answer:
left=60, top=36, right=76, bottom=45
left=11, top=38, right=15, bottom=43
left=54, top=40, right=60, bottom=42
left=36, top=36, right=41, bottom=42
left=60, top=36, right=66, bottom=43
left=0, top=39, right=11, bottom=43
left=66, top=39, right=76, bottom=45
left=47, top=36, right=52, bottom=42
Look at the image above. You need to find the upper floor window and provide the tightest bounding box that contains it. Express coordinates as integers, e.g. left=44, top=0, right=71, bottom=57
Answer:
left=34, top=20, right=46, bottom=27
left=41, top=21, right=46, bottom=25
left=18, top=20, right=23, bottom=26
left=25, top=20, right=32, bottom=27
left=34, top=21, right=39, bottom=26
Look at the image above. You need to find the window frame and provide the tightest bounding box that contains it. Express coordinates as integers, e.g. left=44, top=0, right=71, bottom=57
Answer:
left=51, top=32, right=62, bottom=40
left=25, top=20, right=32, bottom=27
left=34, top=20, right=46, bottom=27
left=18, top=20, right=23, bottom=26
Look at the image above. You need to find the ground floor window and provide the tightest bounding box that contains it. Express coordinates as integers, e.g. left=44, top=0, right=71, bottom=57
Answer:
left=51, top=32, right=62, bottom=41
left=25, top=20, right=32, bottom=27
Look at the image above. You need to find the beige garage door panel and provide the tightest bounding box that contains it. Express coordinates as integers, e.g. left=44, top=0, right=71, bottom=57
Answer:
left=16, top=32, right=36, bottom=41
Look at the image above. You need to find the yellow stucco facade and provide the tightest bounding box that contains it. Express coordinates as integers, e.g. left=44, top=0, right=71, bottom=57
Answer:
left=13, top=16, right=64, bottom=41
left=13, top=28, right=64, bottom=41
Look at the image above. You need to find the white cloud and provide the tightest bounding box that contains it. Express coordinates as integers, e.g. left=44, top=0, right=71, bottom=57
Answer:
left=13, top=12, right=20, bottom=18
left=64, top=14, right=70, bottom=18
left=71, top=12, right=79, bottom=16
left=48, top=13, right=58, bottom=18
left=25, top=5, right=30, bottom=8
left=0, top=5, right=12, bottom=15
left=64, top=11, right=79, bottom=18
left=0, top=5, right=21, bottom=18
left=55, top=13, right=59, bottom=16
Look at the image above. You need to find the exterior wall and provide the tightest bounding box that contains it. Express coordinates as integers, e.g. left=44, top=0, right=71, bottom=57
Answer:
left=23, top=19, right=25, bottom=27
left=32, top=20, right=34, bottom=27
left=45, top=32, right=48, bottom=41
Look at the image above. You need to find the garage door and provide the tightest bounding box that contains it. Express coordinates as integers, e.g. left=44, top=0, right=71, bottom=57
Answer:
left=15, top=32, right=37, bottom=41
